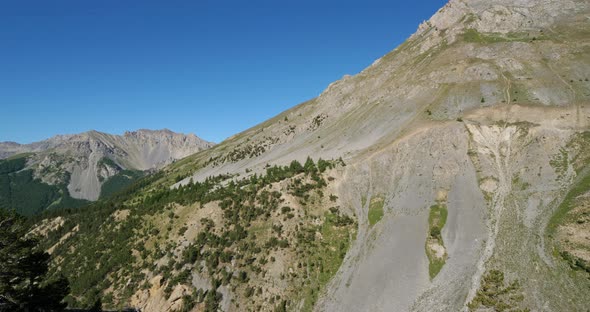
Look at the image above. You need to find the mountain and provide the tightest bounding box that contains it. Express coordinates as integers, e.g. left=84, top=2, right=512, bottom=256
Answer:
left=0, top=129, right=214, bottom=215
left=30, top=0, right=590, bottom=311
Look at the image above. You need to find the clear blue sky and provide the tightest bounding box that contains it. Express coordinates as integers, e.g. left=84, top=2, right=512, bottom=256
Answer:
left=0, top=0, right=447, bottom=144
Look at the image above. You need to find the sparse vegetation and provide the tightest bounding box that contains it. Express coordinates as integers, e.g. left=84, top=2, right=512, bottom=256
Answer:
left=549, top=147, right=569, bottom=180
left=468, top=270, right=529, bottom=312
left=299, top=209, right=354, bottom=311
left=368, top=195, right=384, bottom=226
left=207, top=136, right=280, bottom=166
left=563, top=132, right=590, bottom=173
left=425, top=203, right=448, bottom=279
left=547, top=171, right=590, bottom=275
left=463, top=29, right=545, bottom=44
left=308, top=114, right=328, bottom=131
left=97, top=157, right=121, bottom=171
left=36, top=157, right=354, bottom=310
left=547, top=157, right=590, bottom=236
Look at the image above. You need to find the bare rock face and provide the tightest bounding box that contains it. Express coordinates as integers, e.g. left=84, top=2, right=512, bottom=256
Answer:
left=120, top=129, right=214, bottom=170
left=0, top=129, right=214, bottom=201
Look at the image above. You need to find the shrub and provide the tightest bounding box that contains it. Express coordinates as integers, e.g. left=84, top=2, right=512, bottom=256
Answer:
left=244, top=286, right=254, bottom=297
left=430, top=226, right=441, bottom=238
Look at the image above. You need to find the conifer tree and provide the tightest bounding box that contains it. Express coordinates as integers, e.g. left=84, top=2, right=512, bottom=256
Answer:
left=0, top=210, right=70, bottom=312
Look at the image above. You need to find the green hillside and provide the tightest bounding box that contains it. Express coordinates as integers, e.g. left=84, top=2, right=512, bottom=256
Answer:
left=38, top=158, right=356, bottom=310
left=0, top=154, right=88, bottom=216
left=99, top=170, right=145, bottom=199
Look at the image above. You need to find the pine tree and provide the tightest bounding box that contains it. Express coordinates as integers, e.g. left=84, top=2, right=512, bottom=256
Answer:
left=303, top=157, right=316, bottom=174
left=0, top=210, right=70, bottom=312
left=289, top=160, right=303, bottom=173
left=89, top=298, right=102, bottom=312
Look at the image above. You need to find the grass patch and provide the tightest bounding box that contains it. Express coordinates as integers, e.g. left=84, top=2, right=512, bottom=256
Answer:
left=428, top=203, right=448, bottom=234
left=463, top=29, right=545, bottom=44
left=428, top=255, right=446, bottom=280
left=461, top=13, right=478, bottom=25
left=426, top=203, right=448, bottom=279
left=368, top=195, right=384, bottom=226
left=300, top=211, right=355, bottom=311
left=565, top=132, right=590, bottom=174
left=468, top=270, right=527, bottom=312
left=547, top=170, right=590, bottom=275
left=547, top=173, right=590, bottom=236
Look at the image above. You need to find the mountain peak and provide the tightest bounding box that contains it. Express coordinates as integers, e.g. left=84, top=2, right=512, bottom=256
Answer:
left=0, top=128, right=215, bottom=201
left=125, top=128, right=174, bottom=135
left=413, top=0, right=583, bottom=42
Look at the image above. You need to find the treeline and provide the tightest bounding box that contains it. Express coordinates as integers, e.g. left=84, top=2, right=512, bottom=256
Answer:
left=142, top=157, right=340, bottom=212
left=38, top=157, right=345, bottom=309
left=149, top=157, right=345, bottom=311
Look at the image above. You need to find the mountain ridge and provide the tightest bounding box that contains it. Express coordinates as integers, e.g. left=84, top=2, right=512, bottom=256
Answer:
left=170, top=0, right=588, bottom=189
left=0, top=129, right=214, bottom=212
left=0, top=128, right=212, bottom=154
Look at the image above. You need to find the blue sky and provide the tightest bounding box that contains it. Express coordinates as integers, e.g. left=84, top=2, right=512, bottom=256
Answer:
left=0, top=0, right=447, bottom=144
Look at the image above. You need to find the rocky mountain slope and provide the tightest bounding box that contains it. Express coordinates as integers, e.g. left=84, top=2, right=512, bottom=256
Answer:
left=32, top=0, right=590, bottom=311
left=0, top=129, right=213, bottom=214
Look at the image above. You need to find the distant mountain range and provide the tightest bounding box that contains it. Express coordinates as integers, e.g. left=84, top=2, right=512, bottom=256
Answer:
left=0, top=129, right=213, bottom=215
